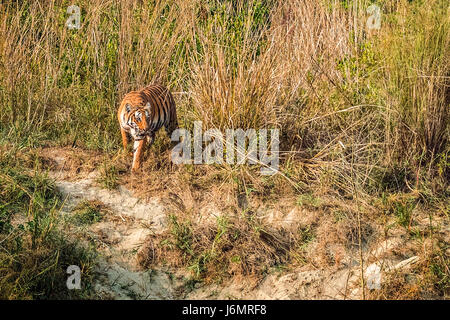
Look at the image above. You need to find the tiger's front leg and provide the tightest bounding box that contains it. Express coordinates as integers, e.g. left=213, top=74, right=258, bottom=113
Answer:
left=120, top=127, right=132, bottom=154
left=131, top=139, right=146, bottom=172
left=142, top=133, right=155, bottom=161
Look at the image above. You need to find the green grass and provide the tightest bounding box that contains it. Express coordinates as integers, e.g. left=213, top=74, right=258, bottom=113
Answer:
left=166, top=214, right=194, bottom=258
left=297, top=193, right=322, bottom=209
left=0, top=148, right=97, bottom=299
left=392, top=200, right=415, bottom=229
left=428, top=244, right=449, bottom=295
left=71, top=200, right=105, bottom=225
left=96, top=162, right=119, bottom=190
left=150, top=213, right=293, bottom=282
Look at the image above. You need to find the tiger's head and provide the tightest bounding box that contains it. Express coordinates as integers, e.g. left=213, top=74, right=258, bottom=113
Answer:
left=124, top=103, right=151, bottom=140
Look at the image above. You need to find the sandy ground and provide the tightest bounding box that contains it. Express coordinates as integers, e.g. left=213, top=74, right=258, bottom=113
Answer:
left=49, top=166, right=184, bottom=299
left=46, top=151, right=433, bottom=300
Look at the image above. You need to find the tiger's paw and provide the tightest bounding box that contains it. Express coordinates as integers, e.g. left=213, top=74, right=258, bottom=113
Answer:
left=131, top=164, right=141, bottom=173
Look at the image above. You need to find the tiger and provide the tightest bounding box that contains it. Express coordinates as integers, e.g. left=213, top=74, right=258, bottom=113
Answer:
left=117, top=84, right=178, bottom=171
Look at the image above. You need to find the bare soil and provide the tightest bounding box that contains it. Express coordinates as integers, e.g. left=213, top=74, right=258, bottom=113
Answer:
left=42, top=148, right=448, bottom=300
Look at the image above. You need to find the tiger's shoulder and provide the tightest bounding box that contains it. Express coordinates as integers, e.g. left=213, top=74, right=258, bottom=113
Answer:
left=120, top=90, right=147, bottom=106
left=118, top=84, right=173, bottom=114
left=139, top=84, right=171, bottom=98
left=122, top=84, right=169, bottom=103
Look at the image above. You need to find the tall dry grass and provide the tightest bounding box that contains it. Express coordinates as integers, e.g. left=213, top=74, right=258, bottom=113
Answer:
left=0, top=0, right=448, bottom=196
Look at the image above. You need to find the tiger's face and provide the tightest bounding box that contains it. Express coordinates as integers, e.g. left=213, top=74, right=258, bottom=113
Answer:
left=124, top=103, right=151, bottom=140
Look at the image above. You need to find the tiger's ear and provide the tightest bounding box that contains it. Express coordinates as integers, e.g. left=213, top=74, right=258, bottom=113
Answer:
left=144, top=102, right=151, bottom=111
left=125, top=103, right=132, bottom=113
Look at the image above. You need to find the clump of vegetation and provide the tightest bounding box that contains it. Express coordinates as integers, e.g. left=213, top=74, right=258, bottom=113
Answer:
left=138, top=214, right=294, bottom=282
left=297, top=193, right=323, bottom=209
left=0, top=149, right=97, bottom=299
left=367, top=244, right=449, bottom=300
left=380, top=193, right=418, bottom=229
left=97, top=162, right=119, bottom=190
left=71, top=200, right=106, bottom=225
